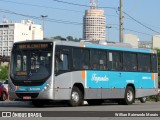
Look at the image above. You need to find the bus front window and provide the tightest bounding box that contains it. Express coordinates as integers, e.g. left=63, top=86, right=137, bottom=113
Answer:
left=11, top=50, right=52, bottom=81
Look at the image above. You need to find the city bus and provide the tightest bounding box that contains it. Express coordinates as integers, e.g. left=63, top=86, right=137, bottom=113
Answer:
left=8, top=40, right=158, bottom=107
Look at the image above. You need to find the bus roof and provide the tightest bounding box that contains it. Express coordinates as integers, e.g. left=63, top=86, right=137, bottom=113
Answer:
left=53, top=40, right=156, bottom=54
left=13, top=40, right=156, bottom=54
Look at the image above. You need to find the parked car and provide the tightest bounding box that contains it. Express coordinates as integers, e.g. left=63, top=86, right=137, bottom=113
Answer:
left=158, top=89, right=160, bottom=96
left=0, top=82, right=8, bottom=101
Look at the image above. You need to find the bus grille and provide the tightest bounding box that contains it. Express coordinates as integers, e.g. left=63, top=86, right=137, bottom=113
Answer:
left=16, top=93, right=39, bottom=98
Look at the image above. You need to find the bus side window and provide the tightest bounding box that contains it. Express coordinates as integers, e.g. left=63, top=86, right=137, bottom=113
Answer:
left=138, top=54, right=151, bottom=72
left=73, top=48, right=90, bottom=70
left=108, top=51, right=122, bottom=71
left=151, top=54, right=158, bottom=73
left=56, top=54, right=69, bottom=71
left=90, top=49, right=106, bottom=70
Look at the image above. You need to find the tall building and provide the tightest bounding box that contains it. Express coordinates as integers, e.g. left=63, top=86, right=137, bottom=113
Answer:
left=83, top=0, right=106, bottom=41
left=152, top=35, right=160, bottom=49
left=0, top=19, right=43, bottom=56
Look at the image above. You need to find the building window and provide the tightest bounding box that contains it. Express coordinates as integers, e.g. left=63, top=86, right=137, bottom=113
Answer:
left=0, top=30, right=3, bottom=35
left=3, top=41, right=8, bottom=46
left=9, top=41, right=13, bottom=47
left=29, top=26, right=31, bottom=30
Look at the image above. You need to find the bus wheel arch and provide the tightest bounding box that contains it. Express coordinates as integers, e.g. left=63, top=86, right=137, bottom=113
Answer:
left=124, top=84, right=135, bottom=105
left=68, top=83, right=84, bottom=107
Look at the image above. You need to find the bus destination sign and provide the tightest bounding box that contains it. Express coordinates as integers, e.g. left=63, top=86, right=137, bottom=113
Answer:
left=18, top=43, right=49, bottom=49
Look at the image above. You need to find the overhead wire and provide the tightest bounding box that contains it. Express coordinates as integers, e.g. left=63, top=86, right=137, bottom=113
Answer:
left=1, top=0, right=159, bottom=38
left=0, top=0, right=83, bottom=13
left=123, top=11, right=160, bottom=34
left=52, top=0, right=117, bottom=10
left=0, top=9, right=82, bottom=25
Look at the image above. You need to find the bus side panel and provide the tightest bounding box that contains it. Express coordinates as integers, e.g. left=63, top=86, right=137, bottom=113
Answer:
left=84, top=89, right=102, bottom=99
left=54, top=71, right=86, bottom=100
left=135, top=89, right=158, bottom=98
left=101, top=89, right=125, bottom=99
left=135, top=73, right=158, bottom=98
left=85, top=71, right=157, bottom=99
left=155, top=73, right=159, bottom=89
left=54, top=72, right=72, bottom=100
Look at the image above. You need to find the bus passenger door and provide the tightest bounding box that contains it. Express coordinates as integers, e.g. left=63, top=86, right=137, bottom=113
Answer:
left=54, top=46, right=72, bottom=100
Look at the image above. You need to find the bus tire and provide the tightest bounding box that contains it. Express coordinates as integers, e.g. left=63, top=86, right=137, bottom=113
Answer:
left=68, top=86, right=83, bottom=107
left=32, top=100, right=45, bottom=107
left=139, top=97, right=147, bottom=103
left=124, top=86, right=135, bottom=105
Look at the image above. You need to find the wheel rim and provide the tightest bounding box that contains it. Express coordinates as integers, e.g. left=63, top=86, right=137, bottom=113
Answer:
left=143, top=97, right=146, bottom=101
left=127, top=90, right=133, bottom=102
left=71, top=91, right=79, bottom=103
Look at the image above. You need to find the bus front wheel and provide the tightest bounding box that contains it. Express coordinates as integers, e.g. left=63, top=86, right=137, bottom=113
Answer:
left=68, top=86, right=83, bottom=107
left=124, top=86, right=135, bottom=105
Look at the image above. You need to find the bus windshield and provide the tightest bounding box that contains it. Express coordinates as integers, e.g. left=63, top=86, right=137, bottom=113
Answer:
left=11, top=43, right=53, bottom=81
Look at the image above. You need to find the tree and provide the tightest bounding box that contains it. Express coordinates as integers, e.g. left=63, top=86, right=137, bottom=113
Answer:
left=66, top=36, right=74, bottom=41
left=0, top=65, right=9, bottom=81
left=53, top=36, right=63, bottom=40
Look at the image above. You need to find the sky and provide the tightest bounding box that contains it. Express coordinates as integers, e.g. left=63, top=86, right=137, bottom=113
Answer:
left=0, top=0, right=160, bottom=42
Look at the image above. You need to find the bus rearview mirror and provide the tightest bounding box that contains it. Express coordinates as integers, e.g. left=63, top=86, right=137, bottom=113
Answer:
left=60, top=54, right=64, bottom=61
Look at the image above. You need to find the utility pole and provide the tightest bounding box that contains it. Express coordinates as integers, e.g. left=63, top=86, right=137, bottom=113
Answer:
left=119, top=0, right=123, bottom=43
left=41, top=15, right=48, bottom=39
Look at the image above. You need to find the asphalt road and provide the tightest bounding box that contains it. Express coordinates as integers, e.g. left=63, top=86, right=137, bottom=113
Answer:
left=0, top=101, right=160, bottom=120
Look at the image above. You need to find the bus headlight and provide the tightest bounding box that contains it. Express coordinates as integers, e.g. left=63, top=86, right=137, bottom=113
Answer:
left=42, top=84, right=50, bottom=91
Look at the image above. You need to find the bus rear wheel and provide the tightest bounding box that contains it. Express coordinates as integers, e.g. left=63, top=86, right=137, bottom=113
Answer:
left=123, top=86, right=135, bottom=105
left=68, top=86, right=83, bottom=107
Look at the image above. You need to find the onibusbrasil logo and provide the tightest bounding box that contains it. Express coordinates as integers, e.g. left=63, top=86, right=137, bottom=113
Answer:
left=1, top=112, right=42, bottom=118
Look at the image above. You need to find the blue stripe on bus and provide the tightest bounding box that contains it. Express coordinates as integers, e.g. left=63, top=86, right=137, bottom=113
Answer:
left=16, top=82, right=47, bottom=92
left=85, top=45, right=152, bottom=53
left=86, top=71, right=154, bottom=89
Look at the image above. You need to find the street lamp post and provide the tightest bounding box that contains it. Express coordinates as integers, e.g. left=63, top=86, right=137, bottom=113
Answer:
left=106, top=26, right=112, bottom=41
left=41, top=15, right=48, bottom=39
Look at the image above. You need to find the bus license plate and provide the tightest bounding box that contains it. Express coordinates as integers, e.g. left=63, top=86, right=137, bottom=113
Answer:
left=23, top=96, right=31, bottom=100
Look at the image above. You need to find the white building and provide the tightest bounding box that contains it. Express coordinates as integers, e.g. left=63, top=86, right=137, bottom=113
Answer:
left=152, top=35, right=160, bottom=49
left=124, top=34, right=139, bottom=48
left=83, top=0, right=106, bottom=41
left=138, top=41, right=152, bottom=49
left=0, top=19, right=43, bottom=56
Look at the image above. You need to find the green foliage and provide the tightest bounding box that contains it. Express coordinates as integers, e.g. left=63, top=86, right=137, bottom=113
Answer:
left=0, top=65, right=9, bottom=81
left=45, top=36, right=82, bottom=42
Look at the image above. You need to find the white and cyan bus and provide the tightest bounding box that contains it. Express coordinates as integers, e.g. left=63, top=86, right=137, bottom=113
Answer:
left=8, top=40, right=158, bottom=107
